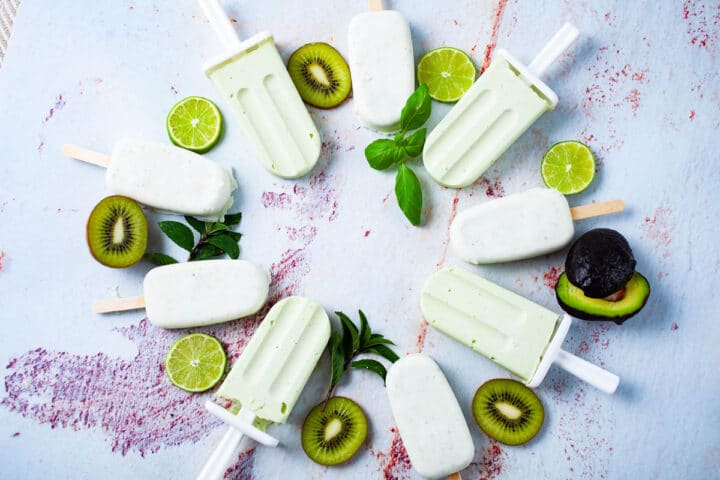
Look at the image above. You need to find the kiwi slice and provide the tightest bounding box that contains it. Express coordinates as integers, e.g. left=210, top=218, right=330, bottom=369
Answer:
left=301, top=396, right=367, bottom=465
left=86, top=195, right=148, bottom=268
left=472, top=378, right=544, bottom=446
left=288, top=43, right=351, bottom=109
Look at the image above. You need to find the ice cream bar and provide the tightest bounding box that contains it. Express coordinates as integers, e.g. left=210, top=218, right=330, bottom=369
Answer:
left=450, top=188, right=625, bottom=264
left=423, top=24, right=579, bottom=188
left=347, top=2, right=415, bottom=131
left=386, top=354, right=474, bottom=479
left=92, top=260, right=270, bottom=329
left=62, top=138, right=236, bottom=220
left=420, top=267, right=619, bottom=394
left=198, top=0, right=321, bottom=179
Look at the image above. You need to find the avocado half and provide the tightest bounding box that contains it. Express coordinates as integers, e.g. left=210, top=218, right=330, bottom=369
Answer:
left=556, top=272, right=651, bottom=324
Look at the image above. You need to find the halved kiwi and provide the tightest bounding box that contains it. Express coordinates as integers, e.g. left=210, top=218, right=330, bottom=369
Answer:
left=301, top=396, right=367, bottom=465
left=86, top=195, right=148, bottom=268
left=472, top=378, right=544, bottom=446
left=288, top=43, right=351, bottom=109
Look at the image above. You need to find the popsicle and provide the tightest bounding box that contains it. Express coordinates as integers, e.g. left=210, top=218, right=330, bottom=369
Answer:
left=386, top=354, right=474, bottom=479
left=450, top=188, right=625, bottom=264
left=198, top=0, right=321, bottom=179
left=347, top=0, right=415, bottom=131
left=197, top=297, right=330, bottom=480
left=423, top=23, right=580, bottom=188
left=92, top=260, right=270, bottom=329
left=420, top=267, right=619, bottom=394
left=62, top=138, right=236, bottom=221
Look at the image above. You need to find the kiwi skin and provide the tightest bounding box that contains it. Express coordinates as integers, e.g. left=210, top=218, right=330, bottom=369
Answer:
left=86, top=195, right=148, bottom=268
left=471, top=378, right=544, bottom=446
left=287, top=42, right=352, bottom=109
left=301, top=396, right=367, bottom=466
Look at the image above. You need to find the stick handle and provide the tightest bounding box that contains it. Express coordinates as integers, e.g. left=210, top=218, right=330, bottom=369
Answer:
left=368, top=0, right=383, bottom=10
left=528, top=23, right=579, bottom=77
left=62, top=144, right=111, bottom=168
left=447, top=473, right=462, bottom=480
left=555, top=349, right=619, bottom=394
left=93, top=295, right=145, bottom=314
left=198, top=0, right=241, bottom=49
left=196, top=427, right=244, bottom=480
left=570, top=199, right=625, bottom=220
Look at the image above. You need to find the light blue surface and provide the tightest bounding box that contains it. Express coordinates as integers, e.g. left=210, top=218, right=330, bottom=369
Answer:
left=0, top=1, right=718, bottom=479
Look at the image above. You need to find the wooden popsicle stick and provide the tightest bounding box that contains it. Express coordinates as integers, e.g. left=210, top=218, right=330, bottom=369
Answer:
left=368, top=0, right=383, bottom=11
left=62, top=144, right=111, bottom=168
left=93, top=295, right=145, bottom=314
left=447, top=473, right=462, bottom=480
left=569, top=199, right=624, bottom=221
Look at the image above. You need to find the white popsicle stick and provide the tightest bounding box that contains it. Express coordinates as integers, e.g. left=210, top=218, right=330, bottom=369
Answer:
left=93, top=295, right=145, bottom=314
left=368, top=0, right=383, bottom=11
left=527, top=22, right=579, bottom=77
left=62, top=144, right=111, bottom=168
left=198, top=0, right=242, bottom=49
left=570, top=199, right=624, bottom=221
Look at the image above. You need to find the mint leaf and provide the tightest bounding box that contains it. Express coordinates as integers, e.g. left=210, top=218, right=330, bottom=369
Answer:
left=350, top=359, right=387, bottom=383
left=364, top=334, right=396, bottom=347
left=206, top=234, right=240, bottom=259
left=365, top=344, right=399, bottom=363
left=395, top=164, right=423, bottom=226
left=400, top=84, right=431, bottom=132
left=224, top=231, right=242, bottom=242
left=184, top=216, right=206, bottom=234
left=403, top=128, right=427, bottom=157
left=144, top=252, right=178, bottom=266
left=190, top=243, right=223, bottom=261
left=365, top=139, right=404, bottom=170
left=337, top=311, right=360, bottom=356
left=358, top=310, right=371, bottom=347
left=329, top=331, right=345, bottom=388
left=223, top=212, right=242, bottom=227
left=158, top=221, right=195, bottom=251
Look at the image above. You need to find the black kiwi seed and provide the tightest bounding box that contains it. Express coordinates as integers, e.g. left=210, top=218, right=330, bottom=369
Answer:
left=287, top=43, right=352, bottom=109
left=86, top=195, right=148, bottom=268
left=301, top=396, right=367, bottom=465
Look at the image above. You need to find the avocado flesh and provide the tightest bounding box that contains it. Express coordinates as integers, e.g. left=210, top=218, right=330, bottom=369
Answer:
left=556, top=272, right=650, bottom=324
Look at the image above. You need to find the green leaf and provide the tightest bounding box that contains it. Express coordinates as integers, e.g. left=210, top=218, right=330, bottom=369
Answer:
left=336, top=311, right=360, bottom=357
left=329, top=331, right=346, bottom=388
left=400, top=84, right=431, bottom=132
left=365, top=139, right=405, bottom=170
left=395, top=164, right=423, bottom=226
left=358, top=310, right=372, bottom=347
left=350, top=359, right=387, bottom=383
left=394, top=132, right=406, bottom=144
left=206, top=234, right=240, bottom=259
left=190, top=243, right=223, bottom=261
left=365, top=333, right=396, bottom=347
left=208, top=222, right=231, bottom=234
left=158, top=221, right=195, bottom=251
left=223, top=212, right=242, bottom=227
left=143, top=252, right=178, bottom=266
left=184, top=216, right=206, bottom=234
left=403, top=128, right=427, bottom=157
left=224, top=231, right=242, bottom=242
left=365, top=344, right=399, bottom=363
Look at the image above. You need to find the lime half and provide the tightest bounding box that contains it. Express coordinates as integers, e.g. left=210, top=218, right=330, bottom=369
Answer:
left=166, top=96, right=223, bottom=153
left=164, top=333, right=227, bottom=392
left=417, top=47, right=476, bottom=102
left=541, top=141, right=596, bottom=195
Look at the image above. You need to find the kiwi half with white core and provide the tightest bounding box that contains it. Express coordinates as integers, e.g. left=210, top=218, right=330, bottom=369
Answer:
left=288, top=43, right=351, bottom=108
left=86, top=195, right=148, bottom=268
left=301, top=396, right=367, bottom=465
left=472, top=378, right=544, bottom=445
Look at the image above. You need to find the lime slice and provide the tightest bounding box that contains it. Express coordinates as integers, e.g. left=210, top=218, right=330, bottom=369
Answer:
left=164, top=333, right=227, bottom=392
left=541, top=141, right=596, bottom=195
left=417, top=47, right=476, bottom=102
left=166, top=96, right=223, bottom=153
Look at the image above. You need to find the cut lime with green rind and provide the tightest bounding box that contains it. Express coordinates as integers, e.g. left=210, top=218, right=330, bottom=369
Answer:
left=541, top=141, right=596, bottom=195
left=164, top=333, right=227, bottom=392
left=417, top=47, right=476, bottom=102
left=166, top=96, right=223, bottom=153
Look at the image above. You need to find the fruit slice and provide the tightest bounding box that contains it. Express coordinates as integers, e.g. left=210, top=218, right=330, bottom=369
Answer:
left=556, top=271, right=651, bottom=324
left=301, top=396, right=368, bottom=465
left=288, top=43, right=352, bottom=109
left=472, top=378, right=544, bottom=446
left=417, top=47, right=476, bottom=102
left=86, top=195, right=148, bottom=268
left=166, top=96, right=223, bottom=153
left=164, top=333, right=227, bottom=392
left=541, top=141, right=596, bottom=195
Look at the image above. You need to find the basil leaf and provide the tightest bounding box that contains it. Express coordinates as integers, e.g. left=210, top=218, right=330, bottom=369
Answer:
left=403, top=128, right=427, bottom=157
left=190, top=244, right=223, bottom=261
left=365, top=344, right=399, bottom=363
left=358, top=310, right=371, bottom=347
left=395, top=164, right=423, bottom=226
left=206, top=234, right=240, bottom=259
left=143, top=252, right=178, bottom=266
left=184, top=216, right=206, bottom=234
left=350, top=359, right=387, bottom=383
left=337, top=311, right=360, bottom=356
left=223, top=212, right=242, bottom=227
left=330, top=332, right=346, bottom=388
left=158, top=221, right=195, bottom=251
left=400, top=84, right=431, bottom=132
left=365, top=139, right=404, bottom=170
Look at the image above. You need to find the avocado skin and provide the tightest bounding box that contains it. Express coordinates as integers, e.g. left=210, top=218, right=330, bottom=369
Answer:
left=555, top=272, right=651, bottom=325
left=566, top=228, right=636, bottom=298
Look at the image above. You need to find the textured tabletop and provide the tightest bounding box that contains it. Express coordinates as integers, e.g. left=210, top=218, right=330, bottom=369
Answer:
left=1, top=1, right=718, bottom=479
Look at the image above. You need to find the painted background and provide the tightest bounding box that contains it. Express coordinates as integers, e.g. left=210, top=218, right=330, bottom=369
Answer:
left=1, top=0, right=718, bottom=478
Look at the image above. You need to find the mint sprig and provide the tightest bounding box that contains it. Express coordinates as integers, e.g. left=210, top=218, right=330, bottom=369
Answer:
left=324, top=310, right=399, bottom=404
left=144, top=212, right=243, bottom=265
left=364, top=84, right=431, bottom=226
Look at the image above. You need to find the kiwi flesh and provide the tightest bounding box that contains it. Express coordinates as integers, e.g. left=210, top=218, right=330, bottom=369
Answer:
left=86, top=195, right=148, bottom=268
left=288, top=43, right=351, bottom=109
left=472, top=378, right=544, bottom=446
left=301, top=396, right=367, bottom=465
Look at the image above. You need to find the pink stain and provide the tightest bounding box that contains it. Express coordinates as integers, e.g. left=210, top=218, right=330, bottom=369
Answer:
left=640, top=205, right=675, bottom=258
left=44, top=94, right=66, bottom=123
left=689, top=110, right=696, bottom=120
left=0, top=251, right=6, bottom=271
left=682, top=0, right=719, bottom=49
left=169, top=84, right=179, bottom=95
left=377, top=428, right=412, bottom=480
left=481, top=177, right=505, bottom=198
left=261, top=192, right=292, bottom=209
left=37, top=141, right=45, bottom=152
left=223, top=448, right=256, bottom=480
left=364, top=230, right=371, bottom=238
left=261, top=169, right=338, bottom=223
left=582, top=48, right=649, bottom=118
left=543, top=266, right=562, bottom=290
left=464, top=441, right=507, bottom=480
left=670, top=323, right=679, bottom=331
left=480, top=0, right=509, bottom=72
left=625, top=88, right=641, bottom=115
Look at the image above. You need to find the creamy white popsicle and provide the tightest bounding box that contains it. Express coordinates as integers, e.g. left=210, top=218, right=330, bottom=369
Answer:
left=450, top=187, right=574, bottom=264
left=348, top=8, right=415, bottom=131
left=386, top=354, right=474, bottom=479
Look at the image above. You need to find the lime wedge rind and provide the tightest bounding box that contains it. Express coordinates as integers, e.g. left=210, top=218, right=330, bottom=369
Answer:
left=166, top=96, right=223, bottom=154
left=417, top=47, right=476, bottom=103
left=164, top=333, right=227, bottom=393
left=541, top=141, right=596, bottom=195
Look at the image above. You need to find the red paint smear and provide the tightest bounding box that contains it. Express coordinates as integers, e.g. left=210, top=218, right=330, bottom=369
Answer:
left=0, top=250, right=6, bottom=271
left=640, top=205, right=675, bottom=258
left=12, top=432, right=20, bottom=437
left=465, top=441, right=507, bottom=480
left=625, top=88, right=641, bottom=115
left=415, top=319, right=429, bottom=353
left=670, top=323, right=679, bottom=331
left=44, top=94, right=66, bottom=123
left=261, top=192, right=292, bottom=209
left=435, top=194, right=460, bottom=270
left=689, top=110, right=696, bottom=120
left=481, top=0, right=509, bottom=72
left=582, top=49, right=649, bottom=117
left=379, top=428, right=412, bottom=480
left=543, top=266, right=562, bottom=290
left=223, top=447, right=255, bottom=479
left=262, top=169, right=338, bottom=222
left=285, top=225, right=317, bottom=243
left=480, top=177, right=505, bottom=198
left=169, top=84, right=179, bottom=95
left=682, top=0, right=719, bottom=49
left=364, top=230, right=371, bottom=237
